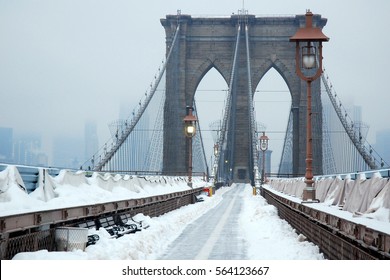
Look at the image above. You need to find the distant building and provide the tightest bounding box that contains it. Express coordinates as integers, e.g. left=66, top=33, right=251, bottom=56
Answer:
left=84, top=121, right=99, bottom=165
left=322, top=101, right=368, bottom=173
left=52, top=136, right=83, bottom=169
left=0, top=127, right=13, bottom=163
left=35, top=152, right=49, bottom=167
left=375, top=129, right=390, bottom=167
left=13, top=132, right=48, bottom=166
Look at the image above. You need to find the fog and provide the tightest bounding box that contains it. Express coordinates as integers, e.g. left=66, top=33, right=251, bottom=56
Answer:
left=0, top=0, right=389, bottom=169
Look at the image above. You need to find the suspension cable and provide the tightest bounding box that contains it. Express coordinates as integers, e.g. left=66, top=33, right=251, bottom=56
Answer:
left=245, top=23, right=259, bottom=184
left=321, top=70, right=382, bottom=170
left=213, top=23, right=241, bottom=182
left=92, top=24, right=181, bottom=171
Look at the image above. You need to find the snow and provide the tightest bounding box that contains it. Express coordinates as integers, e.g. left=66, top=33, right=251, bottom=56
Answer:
left=0, top=165, right=324, bottom=260
left=1, top=167, right=388, bottom=278
left=0, top=166, right=195, bottom=216
left=264, top=174, right=390, bottom=234
left=9, top=184, right=323, bottom=260
left=239, top=189, right=323, bottom=259
left=1, top=164, right=389, bottom=261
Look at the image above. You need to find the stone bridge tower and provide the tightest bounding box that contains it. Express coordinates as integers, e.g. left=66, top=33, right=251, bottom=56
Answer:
left=161, top=12, right=327, bottom=182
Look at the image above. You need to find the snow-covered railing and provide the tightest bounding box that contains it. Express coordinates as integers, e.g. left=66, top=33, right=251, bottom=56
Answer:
left=0, top=164, right=206, bottom=259
left=264, top=169, right=390, bottom=259
left=263, top=187, right=390, bottom=259
left=267, top=169, right=390, bottom=223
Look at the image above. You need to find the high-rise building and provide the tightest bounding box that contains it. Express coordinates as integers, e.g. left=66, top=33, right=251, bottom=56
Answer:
left=13, top=132, right=48, bottom=166
left=0, top=127, right=13, bottom=163
left=322, top=98, right=371, bottom=173
left=52, top=136, right=83, bottom=169
left=84, top=121, right=99, bottom=165
left=375, top=129, right=390, bottom=167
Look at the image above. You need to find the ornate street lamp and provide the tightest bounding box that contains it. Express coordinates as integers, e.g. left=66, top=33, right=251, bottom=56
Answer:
left=211, top=143, right=219, bottom=180
left=259, top=132, right=269, bottom=186
left=183, top=106, right=197, bottom=187
left=213, top=143, right=219, bottom=157
left=290, top=10, right=329, bottom=201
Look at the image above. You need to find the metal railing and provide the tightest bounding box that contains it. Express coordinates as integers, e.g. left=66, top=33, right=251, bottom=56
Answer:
left=263, top=188, right=390, bottom=259
left=0, top=186, right=203, bottom=259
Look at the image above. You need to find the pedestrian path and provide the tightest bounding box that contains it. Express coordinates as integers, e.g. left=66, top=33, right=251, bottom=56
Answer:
left=160, top=184, right=247, bottom=260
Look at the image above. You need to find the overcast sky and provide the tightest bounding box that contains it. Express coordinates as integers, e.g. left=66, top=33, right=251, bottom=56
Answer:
left=0, top=0, right=389, bottom=168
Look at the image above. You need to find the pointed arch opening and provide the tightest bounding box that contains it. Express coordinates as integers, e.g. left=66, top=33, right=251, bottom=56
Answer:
left=194, top=67, right=228, bottom=170
left=254, top=67, right=291, bottom=173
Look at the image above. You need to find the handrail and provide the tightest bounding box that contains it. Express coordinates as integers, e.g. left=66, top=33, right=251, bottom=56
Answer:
left=0, top=187, right=203, bottom=234
left=263, top=188, right=390, bottom=259
left=267, top=168, right=390, bottom=180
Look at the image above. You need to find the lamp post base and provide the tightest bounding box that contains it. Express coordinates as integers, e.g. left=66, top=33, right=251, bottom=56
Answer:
left=302, top=187, right=318, bottom=202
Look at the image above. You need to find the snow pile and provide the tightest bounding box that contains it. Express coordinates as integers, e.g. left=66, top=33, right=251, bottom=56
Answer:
left=0, top=166, right=205, bottom=217
left=239, top=186, right=324, bottom=260
left=268, top=172, right=390, bottom=223
left=13, top=185, right=325, bottom=260
left=13, top=188, right=227, bottom=260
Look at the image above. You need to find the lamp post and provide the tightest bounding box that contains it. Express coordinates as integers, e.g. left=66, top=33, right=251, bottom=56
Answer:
left=213, top=143, right=219, bottom=158
left=211, top=143, right=219, bottom=180
left=259, top=132, right=269, bottom=186
left=183, top=106, right=197, bottom=187
left=290, top=10, right=329, bottom=201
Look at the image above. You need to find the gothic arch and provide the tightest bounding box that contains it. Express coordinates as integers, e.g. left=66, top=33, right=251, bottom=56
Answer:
left=161, top=13, right=327, bottom=179
left=186, top=57, right=230, bottom=103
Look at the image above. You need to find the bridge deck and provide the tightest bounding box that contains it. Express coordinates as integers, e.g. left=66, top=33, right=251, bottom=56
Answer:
left=161, top=184, right=246, bottom=260
left=160, top=184, right=323, bottom=260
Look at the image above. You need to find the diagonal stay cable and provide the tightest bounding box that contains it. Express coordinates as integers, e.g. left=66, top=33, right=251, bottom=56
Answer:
left=94, top=24, right=181, bottom=171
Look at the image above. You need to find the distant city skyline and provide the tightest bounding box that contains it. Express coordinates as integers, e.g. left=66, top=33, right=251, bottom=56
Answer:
left=1, top=0, right=389, bottom=171
left=1, top=114, right=389, bottom=171
left=375, top=129, right=390, bottom=168
left=0, top=121, right=99, bottom=169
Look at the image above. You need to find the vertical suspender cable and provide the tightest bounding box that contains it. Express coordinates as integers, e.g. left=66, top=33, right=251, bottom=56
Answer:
left=245, top=23, right=259, bottom=183
left=193, top=101, right=209, bottom=177
left=213, top=24, right=241, bottom=182
left=321, top=73, right=377, bottom=170
left=94, top=24, right=181, bottom=171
